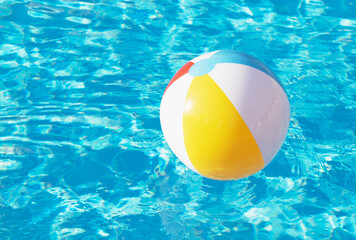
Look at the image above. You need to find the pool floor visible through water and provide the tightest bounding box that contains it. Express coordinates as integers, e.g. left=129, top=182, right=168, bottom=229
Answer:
left=0, top=0, right=355, bottom=239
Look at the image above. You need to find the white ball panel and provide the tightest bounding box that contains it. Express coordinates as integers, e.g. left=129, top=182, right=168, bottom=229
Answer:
left=160, top=74, right=198, bottom=172
left=209, top=63, right=290, bottom=165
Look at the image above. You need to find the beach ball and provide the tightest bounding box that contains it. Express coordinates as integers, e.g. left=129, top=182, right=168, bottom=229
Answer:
left=160, top=50, right=290, bottom=180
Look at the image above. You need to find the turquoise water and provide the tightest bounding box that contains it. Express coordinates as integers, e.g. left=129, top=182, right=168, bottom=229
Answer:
left=0, top=0, right=355, bottom=239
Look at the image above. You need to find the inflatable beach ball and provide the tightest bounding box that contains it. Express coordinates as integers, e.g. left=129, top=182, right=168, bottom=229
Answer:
left=160, top=50, right=290, bottom=180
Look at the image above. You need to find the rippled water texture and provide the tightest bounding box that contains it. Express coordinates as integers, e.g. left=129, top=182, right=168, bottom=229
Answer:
left=0, top=0, right=355, bottom=239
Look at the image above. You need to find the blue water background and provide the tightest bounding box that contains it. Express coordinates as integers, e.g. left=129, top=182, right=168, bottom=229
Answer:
left=0, top=0, right=355, bottom=239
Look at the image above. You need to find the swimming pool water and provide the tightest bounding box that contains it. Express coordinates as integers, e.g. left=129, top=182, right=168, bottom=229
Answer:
left=0, top=0, right=355, bottom=239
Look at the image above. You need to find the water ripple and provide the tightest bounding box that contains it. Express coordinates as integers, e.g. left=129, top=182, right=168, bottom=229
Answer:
left=0, top=0, right=355, bottom=239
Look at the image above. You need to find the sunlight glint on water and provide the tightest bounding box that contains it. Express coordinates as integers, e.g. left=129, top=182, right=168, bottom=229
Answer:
left=0, top=0, right=355, bottom=239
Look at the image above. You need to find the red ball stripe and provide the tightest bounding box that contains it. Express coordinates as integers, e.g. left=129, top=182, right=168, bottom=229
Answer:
left=164, top=61, right=194, bottom=94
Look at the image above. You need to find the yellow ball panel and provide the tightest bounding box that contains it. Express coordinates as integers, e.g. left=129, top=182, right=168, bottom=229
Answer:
left=183, top=74, right=265, bottom=180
